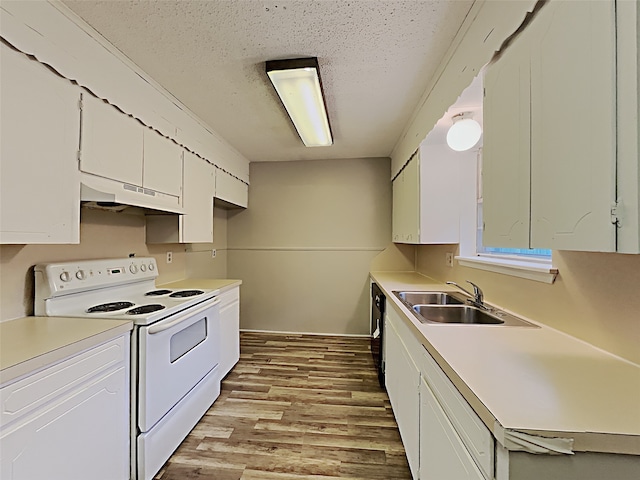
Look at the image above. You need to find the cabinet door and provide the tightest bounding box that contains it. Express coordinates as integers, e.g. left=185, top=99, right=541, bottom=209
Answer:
left=0, top=44, right=80, bottom=244
left=419, top=144, right=461, bottom=244
left=219, top=288, right=240, bottom=378
left=392, top=157, right=419, bottom=244
left=0, top=336, right=130, bottom=480
left=80, top=93, right=143, bottom=186
left=403, top=156, right=420, bottom=243
left=181, top=151, right=215, bottom=242
left=385, top=314, right=420, bottom=479
left=215, top=168, right=248, bottom=208
left=0, top=368, right=129, bottom=480
left=143, top=128, right=182, bottom=197
left=482, top=30, right=531, bottom=249
left=419, top=377, right=485, bottom=480
left=392, top=172, right=403, bottom=242
left=529, top=0, right=616, bottom=251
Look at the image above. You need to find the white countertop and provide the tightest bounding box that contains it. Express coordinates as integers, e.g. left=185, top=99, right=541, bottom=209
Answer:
left=0, top=279, right=240, bottom=386
left=158, top=278, right=241, bottom=293
left=0, top=316, right=132, bottom=385
left=371, top=271, right=640, bottom=455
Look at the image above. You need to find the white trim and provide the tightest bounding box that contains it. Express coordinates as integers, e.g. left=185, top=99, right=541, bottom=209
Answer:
left=240, top=329, right=370, bottom=338
left=455, top=255, right=558, bottom=284
left=228, top=247, right=386, bottom=252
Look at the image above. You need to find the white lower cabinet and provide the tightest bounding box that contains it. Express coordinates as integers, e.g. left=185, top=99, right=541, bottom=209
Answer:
left=385, top=307, right=492, bottom=480
left=385, top=311, right=420, bottom=479
left=0, top=335, right=130, bottom=480
left=420, top=377, right=485, bottom=480
left=386, top=304, right=638, bottom=480
left=218, top=286, right=241, bottom=378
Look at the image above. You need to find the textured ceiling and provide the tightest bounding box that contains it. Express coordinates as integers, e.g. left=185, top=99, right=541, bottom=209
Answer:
left=62, top=0, right=475, bottom=162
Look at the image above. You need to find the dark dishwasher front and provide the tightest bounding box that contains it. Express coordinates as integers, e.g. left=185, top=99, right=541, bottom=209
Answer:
left=371, top=283, right=385, bottom=388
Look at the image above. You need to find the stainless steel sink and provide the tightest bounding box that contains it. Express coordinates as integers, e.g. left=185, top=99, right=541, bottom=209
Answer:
left=393, top=291, right=466, bottom=305
left=413, top=305, right=503, bottom=324
left=393, top=289, right=538, bottom=327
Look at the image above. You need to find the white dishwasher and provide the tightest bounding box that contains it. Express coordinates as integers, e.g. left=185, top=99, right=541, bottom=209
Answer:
left=0, top=335, right=130, bottom=480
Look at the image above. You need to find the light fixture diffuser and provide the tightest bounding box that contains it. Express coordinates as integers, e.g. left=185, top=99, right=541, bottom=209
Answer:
left=266, top=58, right=333, bottom=147
left=446, top=112, right=482, bottom=152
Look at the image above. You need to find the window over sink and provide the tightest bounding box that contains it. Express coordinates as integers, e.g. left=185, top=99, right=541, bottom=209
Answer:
left=442, top=73, right=556, bottom=284
left=456, top=143, right=557, bottom=284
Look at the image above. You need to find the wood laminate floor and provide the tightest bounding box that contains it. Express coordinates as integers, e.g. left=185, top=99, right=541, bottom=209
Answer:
left=155, top=331, right=412, bottom=479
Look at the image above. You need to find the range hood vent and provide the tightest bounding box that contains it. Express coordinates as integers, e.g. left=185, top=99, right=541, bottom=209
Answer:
left=80, top=173, right=184, bottom=214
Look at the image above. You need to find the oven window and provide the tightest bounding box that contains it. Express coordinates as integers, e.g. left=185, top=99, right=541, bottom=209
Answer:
left=170, top=317, right=208, bottom=363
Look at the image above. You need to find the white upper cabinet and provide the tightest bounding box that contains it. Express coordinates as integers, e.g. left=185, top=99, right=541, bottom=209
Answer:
left=419, top=143, right=461, bottom=244
left=80, top=93, right=184, bottom=204
left=146, top=150, right=216, bottom=244
left=143, top=128, right=183, bottom=198
left=181, top=151, right=216, bottom=242
left=483, top=0, right=618, bottom=252
left=392, top=144, right=461, bottom=244
left=482, top=28, right=531, bottom=249
left=214, top=168, right=248, bottom=209
left=80, top=93, right=144, bottom=186
left=529, top=0, right=616, bottom=251
left=0, top=44, right=80, bottom=244
left=392, top=154, right=420, bottom=243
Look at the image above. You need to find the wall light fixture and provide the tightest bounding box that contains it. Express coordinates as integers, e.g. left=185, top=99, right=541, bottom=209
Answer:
left=446, top=112, right=482, bottom=152
left=266, top=57, right=333, bottom=147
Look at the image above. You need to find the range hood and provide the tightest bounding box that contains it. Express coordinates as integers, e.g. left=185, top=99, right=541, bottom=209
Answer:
left=80, top=173, right=184, bottom=214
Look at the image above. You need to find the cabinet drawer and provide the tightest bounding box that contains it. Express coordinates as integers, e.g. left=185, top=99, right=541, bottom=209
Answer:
left=419, top=347, right=493, bottom=479
left=1, top=335, right=127, bottom=427
left=219, top=287, right=240, bottom=309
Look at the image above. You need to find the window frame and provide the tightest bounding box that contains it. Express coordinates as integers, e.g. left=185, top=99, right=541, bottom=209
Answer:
left=456, top=147, right=558, bottom=284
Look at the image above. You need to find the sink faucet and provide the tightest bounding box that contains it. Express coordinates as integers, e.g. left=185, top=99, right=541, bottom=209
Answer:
left=446, top=280, right=487, bottom=309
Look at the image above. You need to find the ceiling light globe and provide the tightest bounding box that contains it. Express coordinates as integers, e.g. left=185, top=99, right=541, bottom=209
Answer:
left=446, top=117, right=482, bottom=152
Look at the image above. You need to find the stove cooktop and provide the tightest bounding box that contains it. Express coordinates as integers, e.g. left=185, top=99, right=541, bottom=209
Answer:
left=77, top=287, right=217, bottom=325
left=34, top=258, right=220, bottom=325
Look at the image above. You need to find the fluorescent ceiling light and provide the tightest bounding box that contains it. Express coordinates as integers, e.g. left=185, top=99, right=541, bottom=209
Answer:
left=266, top=58, right=333, bottom=147
left=446, top=112, right=482, bottom=152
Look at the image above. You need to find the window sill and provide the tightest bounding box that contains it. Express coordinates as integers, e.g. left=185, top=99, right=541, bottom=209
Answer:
left=455, top=255, right=558, bottom=284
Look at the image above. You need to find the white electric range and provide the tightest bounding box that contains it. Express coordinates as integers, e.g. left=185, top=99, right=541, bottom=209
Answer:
left=34, top=257, right=222, bottom=480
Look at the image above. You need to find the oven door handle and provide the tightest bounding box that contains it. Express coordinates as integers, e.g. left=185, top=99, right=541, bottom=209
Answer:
left=147, top=298, right=220, bottom=334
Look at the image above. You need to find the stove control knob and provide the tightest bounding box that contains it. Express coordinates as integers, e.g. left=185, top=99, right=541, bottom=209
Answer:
left=129, top=264, right=139, bottom=274
left=140, top=264, right=147, bottom=272
left=59, top=271, right=71, bottom=282
left=148, top=263, right=155, bottom=271
left=75, top=270, right=86, bottom=280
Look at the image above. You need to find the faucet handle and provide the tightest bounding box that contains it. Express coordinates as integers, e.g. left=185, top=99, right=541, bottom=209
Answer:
left=466, top=280, right=484, bottom=303
left=446, top=281, right=473, bottom=298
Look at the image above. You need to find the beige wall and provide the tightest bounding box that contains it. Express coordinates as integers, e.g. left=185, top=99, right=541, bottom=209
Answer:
left=227, top=158, right=391, bottom=335
left=415, top=244, right=640, bottom=365
left=0, top=207, right=186, bottom=321
left=0, top=205, right=233, bottom=321
left=185, top=205, right=229, bottom=279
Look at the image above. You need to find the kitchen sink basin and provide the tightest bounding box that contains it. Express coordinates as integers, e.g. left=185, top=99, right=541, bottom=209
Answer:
left=413, top=305, right=503, bottom=324
left=393, top=289, right=538, bottom=327
left=393, top=291, right=466, bottom=305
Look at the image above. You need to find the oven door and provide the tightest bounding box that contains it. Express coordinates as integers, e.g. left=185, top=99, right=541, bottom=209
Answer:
left=137, top=297, right=220, bottom=432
